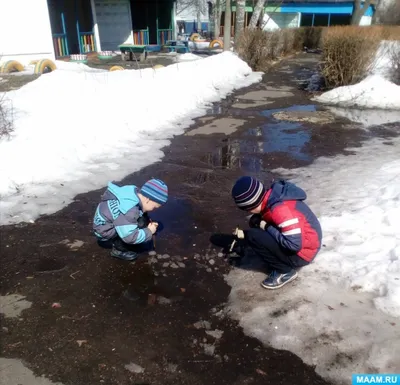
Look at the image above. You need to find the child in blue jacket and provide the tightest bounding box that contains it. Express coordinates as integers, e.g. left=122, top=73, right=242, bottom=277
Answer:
left=93, top=178, right=168, bottom=261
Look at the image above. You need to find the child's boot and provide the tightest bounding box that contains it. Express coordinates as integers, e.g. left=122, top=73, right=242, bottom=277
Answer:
left=260, top=269, right=298, bottom=290
left=110, top=247, right=138, bottom=261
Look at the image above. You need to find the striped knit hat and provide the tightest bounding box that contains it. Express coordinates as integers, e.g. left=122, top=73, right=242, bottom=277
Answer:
left=232, top=176, right=266, bottom=211
left=140, top=179, right=168, bottom=205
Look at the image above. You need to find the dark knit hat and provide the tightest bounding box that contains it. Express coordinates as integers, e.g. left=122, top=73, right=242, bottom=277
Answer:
left=140, top=179, right=168, bottom=205
left=232, top=176, right=266, bottom=211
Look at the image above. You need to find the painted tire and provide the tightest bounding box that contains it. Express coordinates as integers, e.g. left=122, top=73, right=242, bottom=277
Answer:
left=34, top=59, right=57, bottom=74
left=209, top=39, right=223, bottom=49
left=109, top=65, right=124, bottom=71
left=29, top=60, right=39, bottom=65
left=190, top=33, right=201, bottom=42
left=152, top=64, right=164, bottom=69
left=0, top=60, right=24, bottom=73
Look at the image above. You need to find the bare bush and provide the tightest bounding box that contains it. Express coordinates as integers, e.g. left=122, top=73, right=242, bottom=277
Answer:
left=390, top=46, right=400, bottom=84
left=0, top=94, right=14, bottom=139
left=236, top=27, right=323, bottom=71
left=321, top=25, right=400, bottom=88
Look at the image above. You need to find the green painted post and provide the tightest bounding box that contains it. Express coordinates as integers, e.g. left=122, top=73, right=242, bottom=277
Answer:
left=171, top=0, right=174, bottom=39
left=156, top=0, right=159, bottom=45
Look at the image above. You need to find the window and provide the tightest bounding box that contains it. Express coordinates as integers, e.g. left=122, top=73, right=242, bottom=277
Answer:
left=330, top=14, right=352, bottom=25
left=313, top=14, right=329, bottom=26
left=300, top=13, right=351, bottom=27
left=300, top=13, right=313, bottom=26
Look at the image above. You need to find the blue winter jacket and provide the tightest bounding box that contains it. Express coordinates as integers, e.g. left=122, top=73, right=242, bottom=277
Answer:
left=93, top=182, right=152, bottom=244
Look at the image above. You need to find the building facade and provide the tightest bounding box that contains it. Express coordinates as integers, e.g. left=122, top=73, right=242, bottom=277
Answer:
left=0, top=0, right=176, bottom=63
left=215, top=0, right=375, bottom=36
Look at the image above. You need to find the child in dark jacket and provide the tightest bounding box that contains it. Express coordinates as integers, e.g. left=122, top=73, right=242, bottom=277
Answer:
left=231, top=176, right=322, bottom=290
left=93, top=179, right=168, bottom=261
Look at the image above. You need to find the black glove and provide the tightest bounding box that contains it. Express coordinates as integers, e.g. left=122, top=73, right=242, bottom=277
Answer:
left=137, top=213, right=151, bottom=229
left=249, top=214, right=262, bottom=228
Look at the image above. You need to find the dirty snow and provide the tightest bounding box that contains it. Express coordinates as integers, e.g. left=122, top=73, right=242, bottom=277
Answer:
left=0, top=52, right=262, bottom=225
left=226, top=135, right=400, bottom=384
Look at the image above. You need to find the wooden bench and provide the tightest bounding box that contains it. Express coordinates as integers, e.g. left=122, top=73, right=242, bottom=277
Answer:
left=118, top=44, right=148, bottom=62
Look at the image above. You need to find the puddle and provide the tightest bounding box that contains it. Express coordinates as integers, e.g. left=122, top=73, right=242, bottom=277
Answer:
left=203, top=142, right=270, bottom=172
left=246, top=105, right=314, bottom=161
left=261, top=104, right=317, bottom=117
left=150, top=197, right=198, bottom=250
left=245, top=123, right=311, bottom=161
left=201, top=105, right=318, bottom=172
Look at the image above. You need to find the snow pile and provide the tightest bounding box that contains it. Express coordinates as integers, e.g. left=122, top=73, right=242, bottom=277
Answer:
left=54, top=60, right=107, bottom=73
left=314, top=74, right=400, bottom=109
left=315, top=40, right=400, bottom=110
left=0, top=52, right=262, bottom=225
left=226, top=135, right=400, bottom=384
left=175, top=53, right=203, bottom=62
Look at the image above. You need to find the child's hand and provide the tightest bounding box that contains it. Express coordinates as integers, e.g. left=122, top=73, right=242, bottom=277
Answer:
left=148, top=222, right=158, bottom=234
left=233, top=228, right=245, bottom=239
left=137, top=214, right=151, bottom=229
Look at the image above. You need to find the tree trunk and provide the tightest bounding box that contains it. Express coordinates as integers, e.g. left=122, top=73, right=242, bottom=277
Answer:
left=197, top=6, right=202, bottom=31
left=234, top=0, right=246, bottom=43
left=223, top=0, right=232, bottom=50
left=248, top=0, right=266, bottom=29
left=351, top=0, right=372, bottom=25
left=213, top=0, right=222, bottom=39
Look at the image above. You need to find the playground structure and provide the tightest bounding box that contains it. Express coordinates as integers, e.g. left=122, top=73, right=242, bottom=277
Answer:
left=46, top=0, right=177, bottom=59
left=0, top=59, right=57, bottom=75
left=47, top=0, right=96, bottom=58
left=0, top=0, right=222, bottom=76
